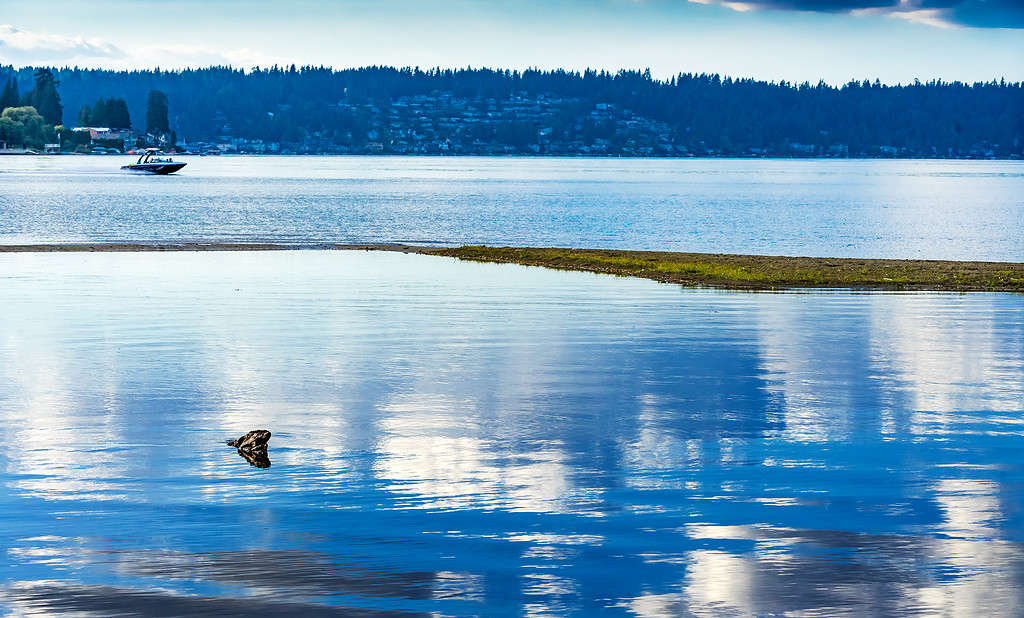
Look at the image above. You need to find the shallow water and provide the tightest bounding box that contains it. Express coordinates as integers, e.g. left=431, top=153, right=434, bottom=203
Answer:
left=1, top=156, right=1023, bottom=260
left=1, top=250, right=1023, bottom=615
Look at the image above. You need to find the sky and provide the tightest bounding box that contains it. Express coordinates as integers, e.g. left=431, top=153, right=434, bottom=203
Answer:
left=0, top=0, right=1022, bottom=84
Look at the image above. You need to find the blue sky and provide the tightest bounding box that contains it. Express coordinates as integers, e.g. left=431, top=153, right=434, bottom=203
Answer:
left=1, top=0, right=1021, bottom=84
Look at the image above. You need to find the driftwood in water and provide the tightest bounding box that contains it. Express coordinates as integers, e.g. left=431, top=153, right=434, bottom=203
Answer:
left=236, top=448, right=271, bottom=468
left=226, top=429, right=272, bottom=451
left=227, top=430, right=272, bottom=468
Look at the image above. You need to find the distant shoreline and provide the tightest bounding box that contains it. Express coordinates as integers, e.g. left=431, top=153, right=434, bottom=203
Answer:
left=2, top=243, right=1022, bottom=292
left=3, top=151, right=1022, bottom=161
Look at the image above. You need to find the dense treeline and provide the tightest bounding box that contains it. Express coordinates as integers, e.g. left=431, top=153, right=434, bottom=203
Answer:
left=1, top=65, right=1020, bottom=157
left=79, top=97, right=131, bottom=129
left=0, top=69, right=62, bottom=148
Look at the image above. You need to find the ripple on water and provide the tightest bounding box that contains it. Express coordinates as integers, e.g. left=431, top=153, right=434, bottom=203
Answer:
left=1, top=250, right=1022, bottom=615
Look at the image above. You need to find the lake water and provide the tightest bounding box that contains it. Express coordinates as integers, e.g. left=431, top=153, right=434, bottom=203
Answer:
left=1, top=155, right=1023, bottom=261
left=2, top=250, right=1023, bottom=615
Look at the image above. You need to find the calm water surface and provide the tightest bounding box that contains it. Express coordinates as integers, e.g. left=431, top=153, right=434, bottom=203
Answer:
left=1, top=251, right=1023, bottom=615
left=1, top=156, right=1022, bottom=260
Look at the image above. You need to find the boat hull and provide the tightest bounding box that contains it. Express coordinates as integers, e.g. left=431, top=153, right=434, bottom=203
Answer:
left=121, top=162, right=186, bottom=175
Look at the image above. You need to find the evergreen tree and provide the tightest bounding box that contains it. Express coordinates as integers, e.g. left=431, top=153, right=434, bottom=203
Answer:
left=107, top=98, right=131, bottom=129
left=146, top=90, right=169, bottom=133
left=89, top=97, right=130, bottom=129
left=0, top=78, right=19, bottom=111
left=28, top=69, right=62, bottom=125
left=77, top=104, right=92, bottom=127
left=90, top=98, right=109, bottom=126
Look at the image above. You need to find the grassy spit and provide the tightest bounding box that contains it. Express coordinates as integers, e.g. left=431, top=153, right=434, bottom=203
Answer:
left=2, top=243, right=1022, bottom=291
left=423, top=246, right=1024, bottom=292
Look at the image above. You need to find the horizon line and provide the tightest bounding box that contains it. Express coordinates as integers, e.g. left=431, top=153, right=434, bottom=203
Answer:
left=2, top=63, right=1021, bottom=89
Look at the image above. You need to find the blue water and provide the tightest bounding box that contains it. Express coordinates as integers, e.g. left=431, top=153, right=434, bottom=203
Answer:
left=1, top=250, right=1023, bottom=615
left=1, top=155, right=1023, bottom=260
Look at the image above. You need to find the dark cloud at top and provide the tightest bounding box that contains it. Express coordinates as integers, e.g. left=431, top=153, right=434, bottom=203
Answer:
left=696, top=0, right=1024, bottom=28
left=935, top=0, right=1024, bottom=28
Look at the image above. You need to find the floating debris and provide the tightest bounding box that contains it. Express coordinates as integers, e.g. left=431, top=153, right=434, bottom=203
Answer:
left=226, top=430, right=272, bottom=468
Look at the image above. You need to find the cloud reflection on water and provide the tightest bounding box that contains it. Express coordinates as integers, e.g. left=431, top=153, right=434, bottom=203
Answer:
left=1, top=251, right=1023, bottom=615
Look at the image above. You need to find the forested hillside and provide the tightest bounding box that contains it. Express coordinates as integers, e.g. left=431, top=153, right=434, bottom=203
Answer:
left=1, top=65, right=1020, bottom=157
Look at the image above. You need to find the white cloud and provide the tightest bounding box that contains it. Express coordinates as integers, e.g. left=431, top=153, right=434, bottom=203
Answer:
left=0, top=24, right=124, bottom=64
left=850, top=0, right=959, bottom=28
left=684, top=0, right=977, bottom=28
left=130, top=43, right=279, bottom=69
left=880, top=8, right=957, bottom=28
left=0, top=25, right=278, bottom=69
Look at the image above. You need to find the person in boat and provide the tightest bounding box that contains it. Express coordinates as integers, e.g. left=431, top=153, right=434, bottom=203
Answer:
left=121, top=148, right=187, bottom=174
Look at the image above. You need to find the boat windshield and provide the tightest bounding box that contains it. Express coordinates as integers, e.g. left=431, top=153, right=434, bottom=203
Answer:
left=136, top=151, right=172, bottom=164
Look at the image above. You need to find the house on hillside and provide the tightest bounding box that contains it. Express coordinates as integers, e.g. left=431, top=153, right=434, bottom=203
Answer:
left=74, top=127, right=132, bottom=141
left=72, top=127, right=134, bottom=152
